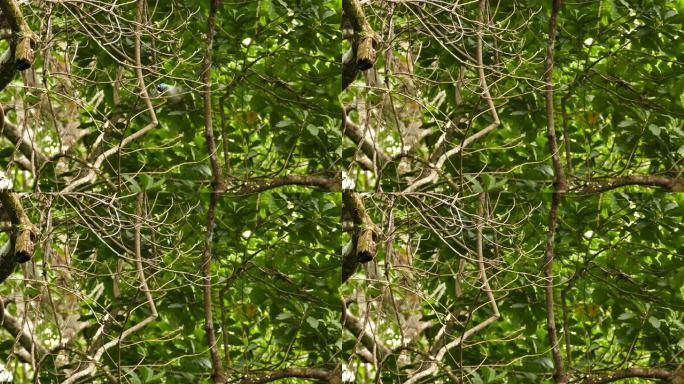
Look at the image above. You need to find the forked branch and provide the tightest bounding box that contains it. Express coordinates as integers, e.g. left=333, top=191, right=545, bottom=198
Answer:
left=403, top=192, right=499, bottom=384
left=61, top=193, right=158, bottom=384
left=404, top=0, right=500, bottom=192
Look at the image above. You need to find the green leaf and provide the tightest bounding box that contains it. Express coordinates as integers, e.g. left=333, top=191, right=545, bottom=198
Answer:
left=648, top=316, right=660, bottom=330
left=483, top=367, right=496, bottom=383
left=127, top=369, right=142, bottom=384
left=123, top=175, right=141, bottom=193
left=470, top=370, right=484, bottom=384
left=482, top=174, right=495, bottom=191
left=618, top=120, right=636, bottom=128
left=276, top=120, right=293, bottom=128
left=306, top=124, right=320, bottom=137
left=306, top=316, right=319, bottom=330
left=648, top=124, right=661, bottom=137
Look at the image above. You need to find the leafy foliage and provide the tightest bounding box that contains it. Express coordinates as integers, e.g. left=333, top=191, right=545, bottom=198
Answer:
left=0, top=0, right=681, bottom=383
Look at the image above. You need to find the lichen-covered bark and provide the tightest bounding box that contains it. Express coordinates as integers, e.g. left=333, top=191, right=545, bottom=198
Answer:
left=342, top=191, right=377, bottom=268
left=0, top=190, right=35, bottom=284
left=0, top=241, right=14, bottom=285
left=341, top=0, right=377, bottom=90
left=0, top=0, right=35, bottom=91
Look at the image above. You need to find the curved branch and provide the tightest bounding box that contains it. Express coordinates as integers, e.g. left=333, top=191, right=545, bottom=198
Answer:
left=233, top=174, right=341, bottom=194
left=241, top=367, right=340, bottom=384
left=61, top=193, right=158, bottom=384
left=62, top=0, right=158, bottom=193
left=343, top=110, right=390, bottom=168
left=1, top=306, right=48, bottom=361
left=584, top=367, right=678, bottom=384
left=579, top=175, right=684, bottom=194
left=2, top=118, right=48, bottom=168
left=402, top=192, right=500, bottom=384
left=342, top=301, right=390, bottom=361
left=404, top=0, right=500, bottom=193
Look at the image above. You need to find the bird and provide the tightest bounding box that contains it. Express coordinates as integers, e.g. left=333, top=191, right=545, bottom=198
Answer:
left=156, top=83, right=183, bottom=104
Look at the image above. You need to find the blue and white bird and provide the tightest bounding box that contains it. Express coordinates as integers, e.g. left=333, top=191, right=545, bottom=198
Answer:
left=156, top=83, right=183, bottom=104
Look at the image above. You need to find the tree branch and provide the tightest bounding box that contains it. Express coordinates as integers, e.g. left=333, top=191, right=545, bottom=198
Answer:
left=62, top=193, right=158, bottom=384
left=342, top=110, right=390, bottom=168
left=0, top=0, right=35, bottom=90
left=542, top=1, right=567, bottom=383
left=201, top=0, right=225, bottom=382
left=62, top=0, right=158, bottom=193
left=240, top=367, right=341, bottom=384
left=404, top=0, right=500, bottom=193
left=342, top=191, right=377, bottom=264
left=0, top=188, right=36, bottom=283
left=341, top=0, right=377, bottom=89
left=403, top=192, right=499, bottom=384
left=584, top=367, right=679, bottom=384
left=2, top=116, right=48, bottom=169
left=232, top=174, right=341, bottom=194
left=1, top=307, right=48, bottom=362
left=579, top=175, right=684, bottom=194
left=342, top=302, right=390, bottom=361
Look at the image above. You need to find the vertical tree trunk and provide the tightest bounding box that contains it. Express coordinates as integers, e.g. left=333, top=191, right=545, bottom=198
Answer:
left=543, top=0, right=567, bottom=383
left=202, top=0, right=225, bottom=382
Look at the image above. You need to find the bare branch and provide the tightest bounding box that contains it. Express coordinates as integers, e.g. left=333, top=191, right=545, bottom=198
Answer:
left=232, top=174, right=341, bottom=194
left=1, top=307, right=48, bottom=361
left=579, top=175, right=684, bottom=194
left=2, top=117, right=48, bottom=168
left=61, top=192, right=158, bottom=384
left=343, top=110, right=390, bottom=168
left=342, top=302, right=390, bottom=361
left=240, top=367, right=340, bottom=384
left=584, top=367, right=678, bottom=384
left=404, top=0, right=500, bottom=192
left=62, top=0, right=159, bottom=193
left=403, top=192, right=499, bottom=384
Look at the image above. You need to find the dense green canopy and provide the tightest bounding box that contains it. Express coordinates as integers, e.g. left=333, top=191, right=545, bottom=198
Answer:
left=0, top=0, right=681, bottom=383
left=341, top=0, right=683, bottom=383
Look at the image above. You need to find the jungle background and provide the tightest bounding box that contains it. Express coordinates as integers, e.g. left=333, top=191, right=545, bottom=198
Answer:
left=0, top=0, right=681, bottom=383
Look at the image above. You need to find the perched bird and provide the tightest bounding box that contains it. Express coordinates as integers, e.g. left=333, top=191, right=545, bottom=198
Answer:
left=156, top=83, right=183, bottom=104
